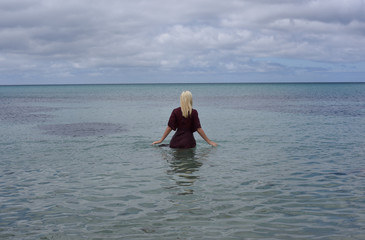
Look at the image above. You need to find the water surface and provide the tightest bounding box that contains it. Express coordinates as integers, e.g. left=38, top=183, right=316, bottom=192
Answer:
left=1, top=83, right=365, bottom=239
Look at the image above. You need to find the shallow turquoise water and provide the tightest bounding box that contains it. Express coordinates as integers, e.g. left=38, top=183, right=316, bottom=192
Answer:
left=1, top=83, right=365, bottom=239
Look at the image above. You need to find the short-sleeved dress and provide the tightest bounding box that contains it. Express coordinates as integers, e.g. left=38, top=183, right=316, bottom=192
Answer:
left=168, top=107, right=201, bottom=148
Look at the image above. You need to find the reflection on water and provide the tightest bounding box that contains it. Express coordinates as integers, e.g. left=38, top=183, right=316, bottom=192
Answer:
left=167, top=148, right=201, bottom=186
left=158, top=147, right=213, bottom=195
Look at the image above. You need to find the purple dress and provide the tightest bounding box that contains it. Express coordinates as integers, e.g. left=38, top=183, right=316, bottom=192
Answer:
left=168, top=107, right=201, bottom=148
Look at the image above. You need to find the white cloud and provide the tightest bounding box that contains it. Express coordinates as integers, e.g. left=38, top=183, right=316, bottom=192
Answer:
left=0, top=0, right=364, bottom=84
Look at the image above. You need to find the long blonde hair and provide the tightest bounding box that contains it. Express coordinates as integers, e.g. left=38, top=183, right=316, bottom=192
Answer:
left=180, top=91, right=193, bottom=118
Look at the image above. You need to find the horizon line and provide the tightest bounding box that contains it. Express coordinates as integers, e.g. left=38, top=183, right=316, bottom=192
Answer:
left=1, top=81, right=365, bottom=87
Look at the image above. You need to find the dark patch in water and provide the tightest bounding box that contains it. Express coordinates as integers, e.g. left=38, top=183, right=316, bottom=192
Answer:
left=39, top=122, right=126, bottom=137
left=0, top=105, right=57, bottom=123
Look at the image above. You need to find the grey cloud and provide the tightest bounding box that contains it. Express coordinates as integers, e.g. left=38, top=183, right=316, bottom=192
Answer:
left=0, top=0, right=364, bottom=84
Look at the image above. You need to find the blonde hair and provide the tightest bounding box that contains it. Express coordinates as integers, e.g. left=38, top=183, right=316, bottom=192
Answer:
left=180, top=91, right=193, bottom=118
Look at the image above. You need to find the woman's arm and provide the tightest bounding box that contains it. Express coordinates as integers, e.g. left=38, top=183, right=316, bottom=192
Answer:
left=197, top=128, right=217, bottom=147
left=152, top=126, right=172, bottom=145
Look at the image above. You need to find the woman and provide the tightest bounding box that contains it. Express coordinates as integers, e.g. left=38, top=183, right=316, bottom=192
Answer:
left=152, top=91, right=217, bottom=148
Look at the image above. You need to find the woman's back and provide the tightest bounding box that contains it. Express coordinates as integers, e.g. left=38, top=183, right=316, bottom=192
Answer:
left=168, top=107, right=201, bottom=148
left=168, top=107, right=201, bottom=132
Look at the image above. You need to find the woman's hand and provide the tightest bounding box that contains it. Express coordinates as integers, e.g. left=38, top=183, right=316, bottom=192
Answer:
left=152, top=140, right=162, bottom=145
left=208, top=141, right=217, bottom=147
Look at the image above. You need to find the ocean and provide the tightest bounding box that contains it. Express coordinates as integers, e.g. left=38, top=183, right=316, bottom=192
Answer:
left=1, top=83, right=365, bottom=239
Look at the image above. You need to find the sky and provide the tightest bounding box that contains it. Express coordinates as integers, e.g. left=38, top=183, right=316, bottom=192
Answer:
left=0, top=0, right=365, bottom=85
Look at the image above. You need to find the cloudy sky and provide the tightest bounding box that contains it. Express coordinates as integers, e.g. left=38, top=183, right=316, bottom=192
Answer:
left=0, top=0, right=364, bottom=84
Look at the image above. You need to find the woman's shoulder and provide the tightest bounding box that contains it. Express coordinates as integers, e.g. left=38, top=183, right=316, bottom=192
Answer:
left=172, top=107, right=182, bottom=115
